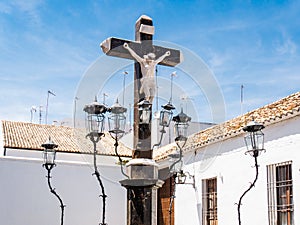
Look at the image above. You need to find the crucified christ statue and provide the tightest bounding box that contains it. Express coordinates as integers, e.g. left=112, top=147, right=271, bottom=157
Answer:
left=123, top=42, right=171, bottom=103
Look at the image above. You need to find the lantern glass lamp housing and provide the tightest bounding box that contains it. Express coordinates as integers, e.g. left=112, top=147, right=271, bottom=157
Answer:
left=42, top=138, right=58, bottom=166
left=172, top=108, right=191, bottom=148
left=138, top=100, right=152, bottom=124
left=177, top=170, right=187, bottom=184
left=243, top=120, right=265, bottom=156
left=108, top=99, right=127, bottom=140
left=160, top=102, right=175, bottom=127
left=83, top=97, right=107, bottom=137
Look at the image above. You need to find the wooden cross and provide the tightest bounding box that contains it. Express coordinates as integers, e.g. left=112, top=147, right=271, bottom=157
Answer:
left=100, top=15, right=182, bottom=159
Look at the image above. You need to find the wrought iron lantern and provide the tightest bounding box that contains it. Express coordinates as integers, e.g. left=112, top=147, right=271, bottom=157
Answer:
left=42, top=137, right=58, bottom=167
left=168, top=152, right=195, bottom=187
left=138, top=100, right=152, bottom=124
left=84, top=97, right=109, bottom=225
left=83, top=96, right=107, bottom=137
left=243, top=120, right=265, bottom=157
left=237, top=120, right=266, bottom=225
left=160, top=102, right=175, bottom=127
left=151, top=102, right=175, bottom=150
left=41, top=138, right=65, bottom=225
left=177, top=170, right=187, bottom=184
left=172, top=108, right=191, bottom=148
left=108, top=99, right=127, bottom=140
left=176, top=170, right=195, bottom=188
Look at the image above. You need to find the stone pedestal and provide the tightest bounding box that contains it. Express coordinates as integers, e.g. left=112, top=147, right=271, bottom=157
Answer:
left=120, top=159, right=164, bottom=225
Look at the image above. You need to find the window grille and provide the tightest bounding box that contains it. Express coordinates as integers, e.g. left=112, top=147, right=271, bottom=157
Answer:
left=267, top=161, right=294, bottom=225
left=202, top=177, right=218, bottom=225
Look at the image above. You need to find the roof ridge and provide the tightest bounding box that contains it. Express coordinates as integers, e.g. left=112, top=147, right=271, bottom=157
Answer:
left=155, top=90, right=300, bottom=161
left=2, top=120, right=74, bottom=129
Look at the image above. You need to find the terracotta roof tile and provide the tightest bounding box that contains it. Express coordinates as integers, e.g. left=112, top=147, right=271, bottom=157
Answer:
left=2, top=121, right=132, bottom=157
left=155, top=91, right=300, bottom=160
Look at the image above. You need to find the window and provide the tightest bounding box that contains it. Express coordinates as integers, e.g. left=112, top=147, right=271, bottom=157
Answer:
left=202, top=177, right=218, bottom=225
left=267, top=161, right=294, bottom=225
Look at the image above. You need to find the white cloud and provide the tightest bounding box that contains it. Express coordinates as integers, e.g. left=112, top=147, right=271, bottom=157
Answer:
left=11, top=0, right=43, bottom=12
left=10, top=0, right=44, bottom=26
left=207, top=51, right=230, bottom=69
left=207, top=21, right=248, bottom=33
left=275, top=37, right=297, bottom=55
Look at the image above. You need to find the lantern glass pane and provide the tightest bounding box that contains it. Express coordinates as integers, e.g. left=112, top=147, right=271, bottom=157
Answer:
left=43, top=149, right=56, bottom=165
left=244, top=130, right=264, bottom=151
left=108, top=112, right=126, bottom=139
left=177, top=173, right=187, bottom=184
left=139, top=109, right=151, bottom=124
left=175, top=122, right=189, bottom=138
left=160, top=110, right=172, bottom=127
left=86, top=113, right=105, bottom=135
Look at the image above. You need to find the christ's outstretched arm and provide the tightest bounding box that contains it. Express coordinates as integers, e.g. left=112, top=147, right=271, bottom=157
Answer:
left=123, top=43, right=143, bottom=63
left=154, top=51, right=170, bottom=64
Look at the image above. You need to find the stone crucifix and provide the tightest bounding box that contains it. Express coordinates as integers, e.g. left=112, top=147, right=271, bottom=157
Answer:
left=100, top=15, right=182, bottom=158
left=100, top=15, right=183, bottom=225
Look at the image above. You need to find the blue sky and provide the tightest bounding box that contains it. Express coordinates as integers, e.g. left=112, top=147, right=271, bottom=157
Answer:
left=0, top=0, right=299, bottom=125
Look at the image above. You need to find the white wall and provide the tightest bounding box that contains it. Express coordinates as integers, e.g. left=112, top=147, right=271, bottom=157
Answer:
left=0, top=154, right=128, bottom=225
left=174, top=115, right=300, bottom=225
left=0, top=123, right=3, bottom=156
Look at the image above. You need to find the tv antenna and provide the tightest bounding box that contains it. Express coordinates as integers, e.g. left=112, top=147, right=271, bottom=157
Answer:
left=103, top=93, right=108, bottom=106
left=39, top=105, right=43, bottom=124
left=73, top=97, right=79, bottom=128
left=241, top=84, right=244, bottom=115
left=30, top=106, right=37, bottom=123
left=170, top=71, right=177, bottom=103
left=180, top=95, right=194, bottom=114
left=45, top=90, right=56, bottom=124
left=121, top=71, right=128, bottom=106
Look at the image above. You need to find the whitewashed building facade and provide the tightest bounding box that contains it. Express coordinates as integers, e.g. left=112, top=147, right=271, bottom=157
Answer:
left=1, top=91, right=300, bottom=225
left=0, top=121, right=132, bottom=225
left=155, top=91, right=300, bottom=225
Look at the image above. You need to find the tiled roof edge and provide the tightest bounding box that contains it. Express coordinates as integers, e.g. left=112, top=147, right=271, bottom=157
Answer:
left=155, top=91, right=300, bottom=161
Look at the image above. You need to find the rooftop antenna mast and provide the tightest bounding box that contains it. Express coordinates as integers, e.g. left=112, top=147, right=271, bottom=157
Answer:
left=30, top=106, right=37, bottom=123
left=73, top=97, right=79, bottom=128
left=103, top=93, right=108, bottom=106
left=241, top=84, right=244, bottom=115
left=155, top=66, right=158, bottom=112
left=129, top=103, right=132, bottom=131
left=170, top=71, right=176, bottom=103
left=45, top=90, right=56, bottom=124
left=122, top=71, right=128, bottom=106
left=168, top=71, right=177, bottom=144
left=180, top=95, right=193, bottom=114
left=39, top=105, right=43, bottom=124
